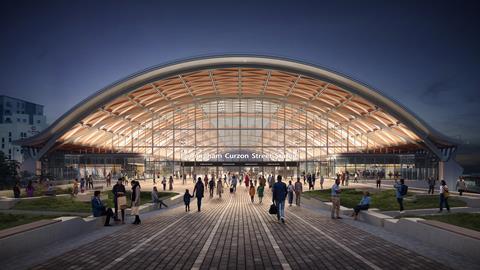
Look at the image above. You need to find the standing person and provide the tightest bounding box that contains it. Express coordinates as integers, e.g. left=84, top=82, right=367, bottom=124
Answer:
left=193, top=177, right=205, bottom=212
left=456, top=177, right=466, bottom=196
left=152, top=174, right=156, bottom=185
left=331, top=178, right=341, bottom=219
left=427, top=177, right=436, bottom=195
left=319, top=175, right=325, bottom=190
left=168, top=176, right=174, bottom=191
left=268, top=174, right=273, bottom=189
left=341, top=172, right=345, bottom=186
left=345, top=172, right=350, bottom=186
left=26, top=180, right=35, bottom=197
left=183, top=189, right=194, bottom=212
left=89, top=175, right=94, bottom=189
left=259, top=175, right=266, bottom=187
left=91, top=191, right=114, bottom=226
left=294, top=177, right=303, bottom=206
left=216, top=177, right=224, bottom=198
left=249, top=184, right=256, bottom=203
left=287, top=180, right=294, bottom=206
left=131, top=180, right=141, bottom=225
left=13, top=182, right=21, bottom=198
left=208, top=177, right=215, bottom=198
left=312, top=173, right=316, bottom=189
left=72, top=179, right=79, bottom=196
left=182, top=174, right=186, bottom=185
left=351, top=191, right=371, bottom=220
left=439, top=180, right=450, bottom=213
left=162, top=176, right=167, bottom=191
left=394, top=179, right=407, bottom=213
left=376, top=175, right=382, bottom=189
left=272, top=175, right=288, bottom=223
left=307, top=174, right=313, bottom=191
left=151, top=186, right=168, bottom=208
left=354, top=172, right=358, bottom=183
left=112, top=178, right=126, bottom=223
left=257, top=184, right=264, bottom=203
left=106, top=173, right=112, bottom=187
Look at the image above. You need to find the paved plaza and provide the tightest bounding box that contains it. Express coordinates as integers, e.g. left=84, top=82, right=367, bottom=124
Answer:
left=25, top=181, right=455, bottom=270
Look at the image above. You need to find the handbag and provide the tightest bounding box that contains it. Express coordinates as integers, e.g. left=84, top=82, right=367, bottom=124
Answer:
left=131, top=206, right=140, bottom=215
left=269, top=204, right=278, bottom=215
left=117, top=196, right=127, bottom=210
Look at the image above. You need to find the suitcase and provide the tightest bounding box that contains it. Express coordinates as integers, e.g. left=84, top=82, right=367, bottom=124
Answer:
left=269, top=204, right=277, bottom=215
left=230, top=187, right=234, bottom=193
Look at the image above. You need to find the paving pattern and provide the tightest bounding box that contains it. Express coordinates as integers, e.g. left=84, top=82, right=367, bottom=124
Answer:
left=30, top=186, right=451, bottom=270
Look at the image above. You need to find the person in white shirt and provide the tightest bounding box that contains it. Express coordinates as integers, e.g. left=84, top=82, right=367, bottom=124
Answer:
left=439, top=180, right=450, bottom=213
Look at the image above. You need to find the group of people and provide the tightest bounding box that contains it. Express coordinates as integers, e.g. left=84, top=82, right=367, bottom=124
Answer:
left=88, top=171, right=466, bottom=227
left=91, top=178, right=142, bottom=226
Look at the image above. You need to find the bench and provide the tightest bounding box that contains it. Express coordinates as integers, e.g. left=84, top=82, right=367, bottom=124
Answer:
left=0, top=219, right=61, bottom=239
left=419, top=219, right=480, bottom=241
left=357, top=210, right=393, bottom=227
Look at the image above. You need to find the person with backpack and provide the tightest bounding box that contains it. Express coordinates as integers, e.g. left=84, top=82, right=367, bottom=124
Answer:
left=394, top=178, right=408, bottom=213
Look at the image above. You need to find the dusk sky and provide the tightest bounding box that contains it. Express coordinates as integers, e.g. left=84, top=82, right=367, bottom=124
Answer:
left=1, top=0, right=479, bottom=170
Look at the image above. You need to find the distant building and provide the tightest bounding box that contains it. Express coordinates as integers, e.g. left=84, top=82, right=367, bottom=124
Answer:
left=0, top=95, right=47, bottom=163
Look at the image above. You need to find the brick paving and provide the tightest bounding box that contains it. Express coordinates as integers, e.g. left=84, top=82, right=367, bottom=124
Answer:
left=30, top=186, right=451, bottom=270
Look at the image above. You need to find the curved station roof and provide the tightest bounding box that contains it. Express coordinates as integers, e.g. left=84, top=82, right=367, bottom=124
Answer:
left=20, top=55, right=457, bottom=161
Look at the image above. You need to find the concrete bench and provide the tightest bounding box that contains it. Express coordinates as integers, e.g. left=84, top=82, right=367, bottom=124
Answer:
left=418, top=219, right=480, bottom=241
left=0, top=219, right=61, bottom=239
left=0, top=197, right=20, bottom=210
left=357, top=210, right=393, bottom=227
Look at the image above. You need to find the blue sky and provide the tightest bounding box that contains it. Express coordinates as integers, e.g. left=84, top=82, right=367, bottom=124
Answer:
left=1, top=0, right=479, bottom=171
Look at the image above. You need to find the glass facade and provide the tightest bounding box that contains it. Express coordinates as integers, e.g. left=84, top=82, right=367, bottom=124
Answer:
left=42, top=98, right=438, bottom=181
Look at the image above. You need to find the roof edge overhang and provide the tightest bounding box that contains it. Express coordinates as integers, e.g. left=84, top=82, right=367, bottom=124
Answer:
left=17, top=54, right=461, bottom=159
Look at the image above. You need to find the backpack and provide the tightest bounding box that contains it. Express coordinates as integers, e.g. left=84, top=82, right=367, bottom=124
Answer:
left=400, top=184, right=408, bottom=196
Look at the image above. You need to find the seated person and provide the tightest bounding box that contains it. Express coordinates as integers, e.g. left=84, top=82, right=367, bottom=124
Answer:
left=45, top=183, right=56, bottom=196
left=91, top=191, right=114, bottom=226
left=151, top=186, right=168, bottom=208
left=351, top=191, right=371, bottom=220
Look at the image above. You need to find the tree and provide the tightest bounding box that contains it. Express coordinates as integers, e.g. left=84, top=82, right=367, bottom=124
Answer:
left=0, top=151, right=21, bottom=189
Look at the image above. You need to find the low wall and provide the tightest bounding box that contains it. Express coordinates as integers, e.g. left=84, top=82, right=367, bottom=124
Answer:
left=0, top=193, right=183, bottom=261
left=0, top=216, right=103, bottom=261
left=384, top=218, right=480, bottom=259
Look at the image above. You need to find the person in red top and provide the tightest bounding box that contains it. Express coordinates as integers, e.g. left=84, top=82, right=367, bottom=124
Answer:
left=245, top=174, right=250, bottom=187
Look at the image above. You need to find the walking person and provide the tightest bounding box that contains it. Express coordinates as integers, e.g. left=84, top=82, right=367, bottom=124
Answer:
left=204, top=175, right=209, bottom=192
left=287, top=180, right=294, bottom=206
left=257, top=184, right=264, bottom=203
left=249, top=184, right=256, bottom=203
left=183, top=189, right=193, bottom=212
left=439, top=180, right=450, bottom=213
left=245, top=174, right=250, bottom=188
left=208, top=177, right=215, bottom=197
left=106, top=173, right=112, bottom=187
left=193, top=177, right=205, bottom=212
left=427, top=177, right=436, bottom=195
left=231, top=175, right=238, bottom=192
left=331, top=178, right=341, bottom=219
left=80, top=177, right=85, bottom=193
left=272, top=175, right=288, bottom=223
left=168, top=176, right=174, bottom=191
left=294, top=177, right=303, bottom=206
left=162, top=176, right=167, bottom=191
left=320, top=175, right=324, bottom=190
left=88, top=175, right=94, bottom=189
left=112, top=178, right=126, bottom=223
left=351, top=191, right=371, bottom=220
left=394, top=178, right=408, bottom=213
left=456, top=177, right=466, bottom=196
left=131, top=180, right=141, bottom=225
left=217, top=177, right=224, bottom=198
